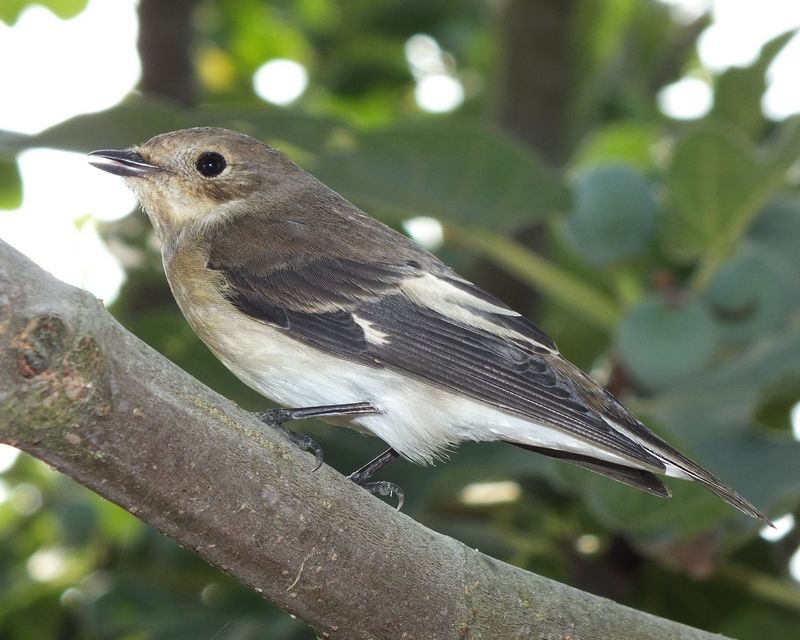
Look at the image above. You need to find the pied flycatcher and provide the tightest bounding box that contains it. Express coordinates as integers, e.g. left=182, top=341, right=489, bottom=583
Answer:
left=88, top=127, right=770, bottom=523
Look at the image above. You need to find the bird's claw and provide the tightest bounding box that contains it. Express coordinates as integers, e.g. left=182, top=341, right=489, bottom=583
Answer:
left=352, top=480, right=405, bottom=511
left=284, top=430, right=324, bottom=472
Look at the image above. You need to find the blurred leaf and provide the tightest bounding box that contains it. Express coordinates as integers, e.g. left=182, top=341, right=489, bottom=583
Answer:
left=564, top=164, right=659, bottom=265
left=663, top=125, right=759, bottom=262
left=688, top=116, right=800, bottom=290
left=313, top=120, right=569, bottom=229
left=640, top=326, right=800, bottom=528
left=0, top=158, right=22, bottom=209
left=712, top=30, right=795, bottom=135
left=10, top=100, right=187, bottom=152
left=570, top=122, right=658, bottom=170
left=577, top=323, right=800, bottom=548
left=616, top=294, right=718, bottom=390
left=705, top=242, right=800, bottom=344
left=749, top=198, right=800, bottom=272
left=0, top=0, right=88, bottom=24
left=721, top=602, right=800, bottom=640
left=754, top=381, right=800, bottom=433
left=10, top=100, right=349, bottom=159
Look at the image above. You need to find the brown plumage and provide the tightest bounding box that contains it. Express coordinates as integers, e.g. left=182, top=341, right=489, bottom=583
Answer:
left=88, top=127, right=771, bottom=524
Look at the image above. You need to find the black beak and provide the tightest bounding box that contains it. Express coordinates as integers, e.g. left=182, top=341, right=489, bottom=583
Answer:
left=87, top=149, right=163, bottom=177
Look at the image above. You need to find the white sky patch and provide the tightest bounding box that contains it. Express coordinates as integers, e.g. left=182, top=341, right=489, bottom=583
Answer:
left=1, top=149, right=133, bottom=301
left=0, top=444, right=20, bottom=474
left=657, top=75, right=713, bottom=120
left=253, top=59, right=309, bottom=106
left=0, top=1, right=139, bottom=304
left=698, top=0, right=800, bottom=72
left=763, top=31, right=800, bottom=120
left=403, top=216, right=444, bottom=250
left=0, top=0, right=140, bottom=134
left=658, top=0, right=713, bottom=22
left=760, top=513, right=795, bottom=542
left=660, top=0, right=800, bottom=120
left=791, top=400, right=800, bottom=442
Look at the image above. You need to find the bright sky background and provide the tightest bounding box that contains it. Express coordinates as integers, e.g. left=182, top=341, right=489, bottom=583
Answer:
left=1, top=0, right=799, bottom=577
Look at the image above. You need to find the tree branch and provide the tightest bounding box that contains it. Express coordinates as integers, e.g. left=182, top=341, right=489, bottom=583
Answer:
left=0, top=239, right=728, bottom=640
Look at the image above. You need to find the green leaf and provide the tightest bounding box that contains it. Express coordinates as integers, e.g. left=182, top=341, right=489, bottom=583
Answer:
left=12, top=100, right=187, bottom=153
left=712, top=31, right=795, bottom=135
left=749, top=197, right=800, bottom=271
left=616, top=295, right=718, bottom=390
left=564, top=164, right=659, bottom=265
left=639, top=326, right=800, bottom=530
left=0, top=0, right=88, bottom=24
left=569, top=122, right=658, bottom=171
left=579, top=323, right=800, bottom=544
left=10, top=100, right=349, bottom=159
left=663, top=125, right=760, bottom=262
left=313, top=121, right=569, bottom=230
left=0, top=158, right=22, bottom=209
left=688, top=116, right=800, bottom=290
left=705, top=242, right=800, bottom=344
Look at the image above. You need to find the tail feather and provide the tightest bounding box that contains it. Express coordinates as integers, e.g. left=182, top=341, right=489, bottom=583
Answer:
left=513, top=441, right=773, bottom=527
left=643, top=442, right=773, bottom=526
left=512, top=443, right=671, bottom=498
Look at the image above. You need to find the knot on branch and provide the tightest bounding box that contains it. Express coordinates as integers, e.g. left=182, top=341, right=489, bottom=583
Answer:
left=13, top=315, right=112, bottom=422
left=16, top=315, right=67, bottom=379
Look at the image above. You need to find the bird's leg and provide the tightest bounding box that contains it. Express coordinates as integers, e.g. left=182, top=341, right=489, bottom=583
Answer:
left=347, top=448, right=404, bottom=510
left=257, top=402, right=379, bottom=471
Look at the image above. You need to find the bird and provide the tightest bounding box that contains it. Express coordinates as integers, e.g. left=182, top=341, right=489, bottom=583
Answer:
left=88, top=127, right=770, bottom=524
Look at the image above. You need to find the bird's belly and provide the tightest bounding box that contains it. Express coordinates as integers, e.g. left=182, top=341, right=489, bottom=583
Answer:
left=202, top=314, right=464, bottom=461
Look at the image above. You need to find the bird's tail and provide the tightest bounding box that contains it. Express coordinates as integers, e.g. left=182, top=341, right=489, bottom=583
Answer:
left=512, top=441, right=773, bottom=527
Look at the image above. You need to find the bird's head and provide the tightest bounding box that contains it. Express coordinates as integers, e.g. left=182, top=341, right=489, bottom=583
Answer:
left=88, top=127, right=297, bottom=241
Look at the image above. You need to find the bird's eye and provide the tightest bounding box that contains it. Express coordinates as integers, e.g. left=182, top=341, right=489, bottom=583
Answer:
left=195, top=152, right=226, bottom=178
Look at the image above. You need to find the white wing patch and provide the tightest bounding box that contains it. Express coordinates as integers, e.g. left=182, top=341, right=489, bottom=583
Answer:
left=400, top=273, right=555, bottom=352
left=352, top=314, right=391, bottom=346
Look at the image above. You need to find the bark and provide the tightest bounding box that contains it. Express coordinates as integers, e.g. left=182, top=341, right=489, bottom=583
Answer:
left=0, top=239, right=728, bottom=640
left=494, top=0, right=574, bottom=165
left=137, top=0, right=200, bottom=106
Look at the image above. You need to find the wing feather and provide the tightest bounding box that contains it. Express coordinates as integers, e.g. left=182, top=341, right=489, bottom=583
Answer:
left=209, top=251, right=665, bottom=471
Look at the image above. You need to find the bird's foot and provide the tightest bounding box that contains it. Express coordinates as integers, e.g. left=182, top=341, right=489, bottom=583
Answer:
left=256, top=402, right=379, bottom=472
left=353, top=480, right=405, bottom=510
left=347, top=448, right=404, bottom=509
